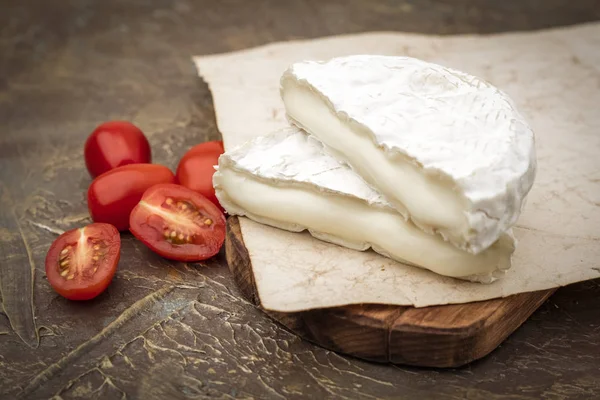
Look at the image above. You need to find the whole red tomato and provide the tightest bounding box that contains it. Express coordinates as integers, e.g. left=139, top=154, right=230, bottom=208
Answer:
left=87, top=164, right=175, bottom=231
left=84, top=121, right=151, bottom=178
left=176, top=141, right=224, bottom=211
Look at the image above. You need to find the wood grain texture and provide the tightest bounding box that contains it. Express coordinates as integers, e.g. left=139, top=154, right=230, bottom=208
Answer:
left=0, top=0, right=599, bottom=398
left=226, top=217, right=555, bottom=367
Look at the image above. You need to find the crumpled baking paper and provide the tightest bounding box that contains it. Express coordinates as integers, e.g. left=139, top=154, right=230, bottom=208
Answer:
left=193, top=23, right=600, bottom=310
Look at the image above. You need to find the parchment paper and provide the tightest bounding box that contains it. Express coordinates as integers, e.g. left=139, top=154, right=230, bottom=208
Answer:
left=194, top=23, right=600, bottom=310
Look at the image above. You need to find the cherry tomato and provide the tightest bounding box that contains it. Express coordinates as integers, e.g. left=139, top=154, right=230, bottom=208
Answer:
left=176, top=141, right=224, bottom=211
left=129, top=184, right=226, bottom=261
left=45, top=223, right=120, bottom=300
left=182, top=140, right=224, bottom=156
left=84, top=121, right=151, bottom=178
left=88, top=164, right=175, bottom=231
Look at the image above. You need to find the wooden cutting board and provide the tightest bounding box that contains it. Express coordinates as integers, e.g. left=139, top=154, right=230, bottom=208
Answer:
left=225, top=217, right=555, bottom=368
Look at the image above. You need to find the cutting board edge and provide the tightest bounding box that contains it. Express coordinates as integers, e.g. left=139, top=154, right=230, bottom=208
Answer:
left=225, top=216, right=555, bottom=368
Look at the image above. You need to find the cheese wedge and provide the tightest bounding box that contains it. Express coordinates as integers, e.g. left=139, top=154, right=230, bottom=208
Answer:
left=214, top=128, right=515, bottom=282
left=281, top=55, right=536, bottom=254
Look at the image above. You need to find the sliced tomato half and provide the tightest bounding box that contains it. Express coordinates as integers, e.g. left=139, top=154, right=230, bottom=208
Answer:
left=45, top=223, right=121, bottom=300
left=129, top=184, right=226, bottom=262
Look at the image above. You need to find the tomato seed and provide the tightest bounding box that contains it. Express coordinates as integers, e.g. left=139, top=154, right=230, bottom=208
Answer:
left=148, top=192, right=221, bottom=247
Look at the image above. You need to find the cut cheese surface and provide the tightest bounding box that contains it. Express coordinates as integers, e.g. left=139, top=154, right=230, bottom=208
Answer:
left=214, top=128, right=515, bottom=282
left=281, top=55, right=536, bottom=254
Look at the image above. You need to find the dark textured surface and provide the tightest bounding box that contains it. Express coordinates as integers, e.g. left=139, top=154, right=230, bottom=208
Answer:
left=1, top=0, right=599, bottom=398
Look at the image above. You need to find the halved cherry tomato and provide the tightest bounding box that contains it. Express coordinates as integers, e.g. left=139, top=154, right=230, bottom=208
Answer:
left=176, top=141, right=224, bottom=211
left=88, top=164, right=175, bottom=231
left=84, top=121, right=151, bottom=178
left=129, top=184, right=226, bottom=261
left=45, top=223, right=120, bottom=300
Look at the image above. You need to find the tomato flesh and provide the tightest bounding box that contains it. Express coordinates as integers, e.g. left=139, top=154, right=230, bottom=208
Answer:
left=129, top=184, right=226, bottom=261
left=87, top=164, right=175, bottom=231
left=176, top=141, right=224, bottom=211
left=45, top=223, right=120, bottom=300
left=84, top=121, right=151, bottom=178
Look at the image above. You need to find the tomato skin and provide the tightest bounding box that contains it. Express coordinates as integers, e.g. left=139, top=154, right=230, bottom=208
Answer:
left=45, top=223, right=120, bottom=301
left=176, top=141, right=224, bottom=211
left=84, top=121, right=151, bottom=178
left=182, top=140, right=224, bottom=157
left=88, top=164, right=175, bottom=231
left=129, top=184, right=226, bottom=262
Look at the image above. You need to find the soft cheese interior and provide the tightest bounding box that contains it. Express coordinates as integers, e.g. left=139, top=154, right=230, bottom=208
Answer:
left=214, top=129, right=515, bottom=282
left=281, top=55, right=536, bottom=255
